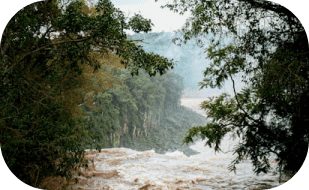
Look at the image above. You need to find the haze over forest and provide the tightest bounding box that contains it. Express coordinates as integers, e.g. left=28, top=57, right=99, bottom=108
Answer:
left=130, top=32, right=244, bottom=98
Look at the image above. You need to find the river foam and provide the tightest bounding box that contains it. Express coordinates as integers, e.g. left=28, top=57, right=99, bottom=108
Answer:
left=73, top=98, right=286, bottom=190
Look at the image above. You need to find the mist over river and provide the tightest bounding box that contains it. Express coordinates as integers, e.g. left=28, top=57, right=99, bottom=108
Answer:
left=74, top=98, right=284, bottom=190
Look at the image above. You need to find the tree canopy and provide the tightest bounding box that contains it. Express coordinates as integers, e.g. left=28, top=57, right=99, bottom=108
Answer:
left=160, top=0, right=309, bottom=177
left=0, top=0, right=175, bottom=188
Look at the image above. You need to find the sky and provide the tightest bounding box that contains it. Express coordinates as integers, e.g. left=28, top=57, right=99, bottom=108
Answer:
left=111, top=0, right=190, bottom=34
left=0, top=0, right=191, bottom=36
left=111, top=0, right=309, bottom=35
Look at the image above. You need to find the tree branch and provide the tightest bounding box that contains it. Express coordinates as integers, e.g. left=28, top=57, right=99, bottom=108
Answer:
left=4, top=36, right=93, bottom=75
left=226, top=61, right=262, bottom=125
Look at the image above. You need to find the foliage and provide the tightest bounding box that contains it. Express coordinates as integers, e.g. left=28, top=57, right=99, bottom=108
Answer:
left=0, top=0, right=174, bottom=188
left=129, top=13, right=154, bottom=33
left=161, top=0, right=309, bottom=177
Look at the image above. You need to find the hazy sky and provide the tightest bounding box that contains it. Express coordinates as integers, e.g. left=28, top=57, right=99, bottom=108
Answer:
left=109, top=0, right=309, bottom=35
left=111, top=0, right=190, bottom=34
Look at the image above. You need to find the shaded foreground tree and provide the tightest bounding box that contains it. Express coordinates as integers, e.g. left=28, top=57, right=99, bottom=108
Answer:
left=160, top=0, right=309, bottom=178
left=0, top=0, right=174, bottom=188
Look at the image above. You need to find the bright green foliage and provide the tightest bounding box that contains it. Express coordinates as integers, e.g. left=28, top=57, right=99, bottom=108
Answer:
left=161, top=0, right=309, bottom=177
left=0, top=0, right=175, bottom=188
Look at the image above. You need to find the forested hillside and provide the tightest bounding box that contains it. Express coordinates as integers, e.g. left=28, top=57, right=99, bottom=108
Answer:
left=79, top=56, right=206, bottom=155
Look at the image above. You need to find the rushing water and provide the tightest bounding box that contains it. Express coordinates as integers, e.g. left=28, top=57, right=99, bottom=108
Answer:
left=74, top=98, right=286, bottom=190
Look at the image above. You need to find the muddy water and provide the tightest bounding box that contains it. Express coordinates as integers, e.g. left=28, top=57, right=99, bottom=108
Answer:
left=74, top=98, right=284, bottom=190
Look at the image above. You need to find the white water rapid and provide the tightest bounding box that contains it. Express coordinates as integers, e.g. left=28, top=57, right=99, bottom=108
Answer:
left=74, top=98, right=285, bottom=190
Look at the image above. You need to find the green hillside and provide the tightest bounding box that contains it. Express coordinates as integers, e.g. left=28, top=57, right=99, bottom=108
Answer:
left=80, top=66, right=206, bottom=156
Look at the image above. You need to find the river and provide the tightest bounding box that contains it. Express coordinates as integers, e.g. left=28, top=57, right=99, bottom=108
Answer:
left=73, top=98, right=288, bottom=190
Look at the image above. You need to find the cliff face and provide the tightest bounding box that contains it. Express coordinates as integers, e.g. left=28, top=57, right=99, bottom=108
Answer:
left=118, top=104, right=207, bottom=156
left=116, top=111, right=157, bottom=144
left=119, top=110, right=159, bottom=142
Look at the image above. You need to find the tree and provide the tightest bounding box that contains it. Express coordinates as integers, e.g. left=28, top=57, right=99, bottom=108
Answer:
left=0, top=0, right=174, bottom=188
left=160, top=0, right=309, bottom=177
